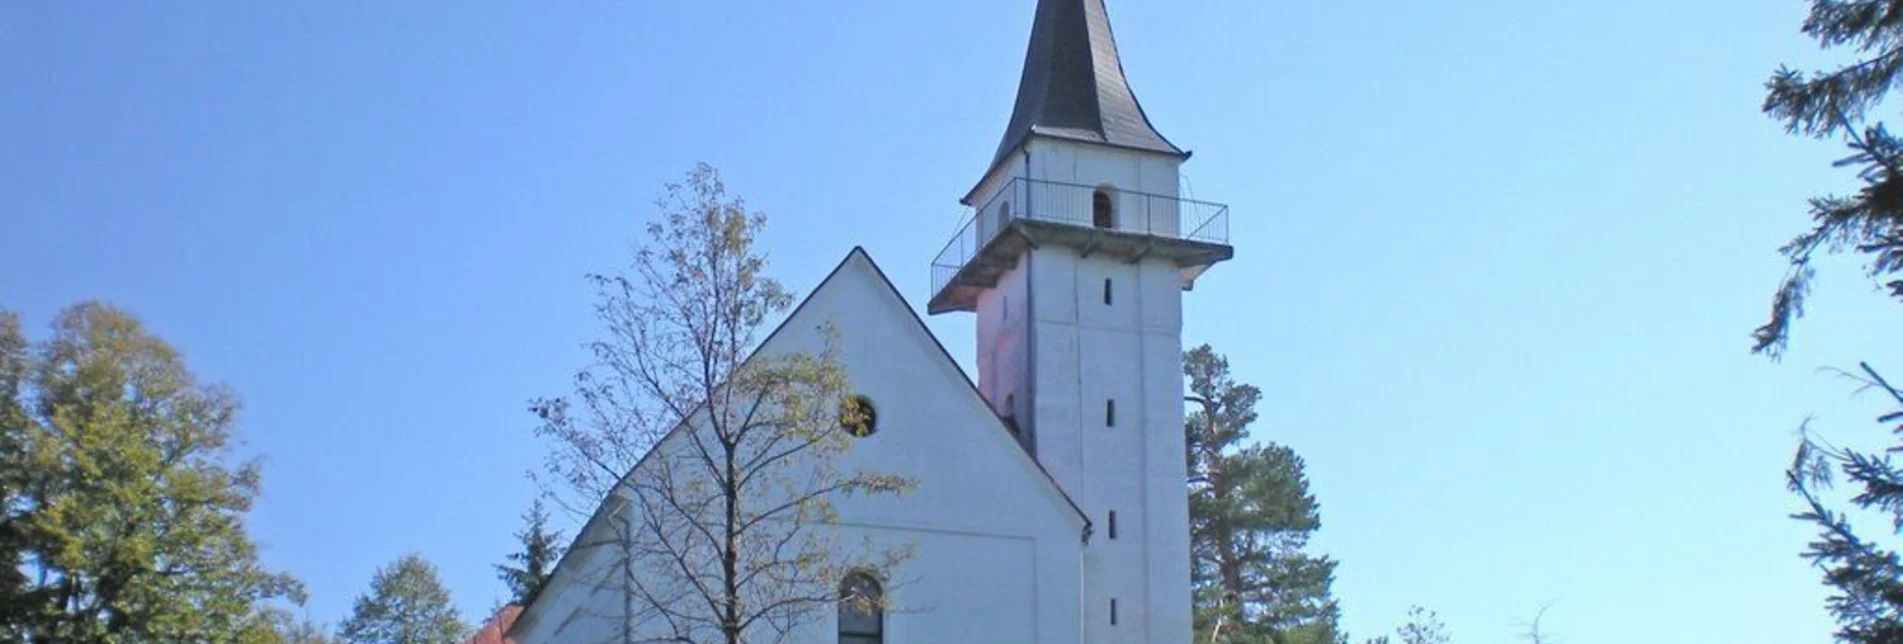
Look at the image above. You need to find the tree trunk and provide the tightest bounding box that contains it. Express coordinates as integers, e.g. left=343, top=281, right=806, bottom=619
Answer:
left=723, top=442, right=742, bottom=644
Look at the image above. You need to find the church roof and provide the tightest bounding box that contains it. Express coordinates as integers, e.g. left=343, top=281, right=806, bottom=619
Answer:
left=988, top=0, right=1186, bottom=169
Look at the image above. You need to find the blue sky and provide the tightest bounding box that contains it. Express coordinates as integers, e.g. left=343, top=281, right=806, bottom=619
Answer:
left=3, top=1, right=1899, bottom=641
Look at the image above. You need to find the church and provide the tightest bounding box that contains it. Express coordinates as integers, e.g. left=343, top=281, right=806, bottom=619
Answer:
left=509, top=0, right=1232, bottom=641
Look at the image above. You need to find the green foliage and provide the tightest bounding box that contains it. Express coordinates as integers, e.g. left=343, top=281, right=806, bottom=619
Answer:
left=1185, top=345, right=1341, bottom=644
left=266, top=611, right=342, bottom=644
left=1757, top=0, right=1903, bottom=358
left=1364, top=606, right=1449, bottom=644
left=531, top=163, right=912, bottom=644
left=339, top=554, right=468, bottom=644
left=0, top=303, right=302, bottom=642
left=495, top=498, right=563, bottom=607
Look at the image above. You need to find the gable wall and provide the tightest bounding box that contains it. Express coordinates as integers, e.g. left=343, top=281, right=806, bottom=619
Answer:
left=765, top=253, right=1085, bottom=644
left=514, top=251, right=1087, bottom=644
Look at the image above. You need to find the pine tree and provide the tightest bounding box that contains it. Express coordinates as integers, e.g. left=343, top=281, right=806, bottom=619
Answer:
left=339, top=554, right=468, bottom=644
left=495, top=498, right=563, bottom=607
left=1184, top=344, right=1341, bottom=644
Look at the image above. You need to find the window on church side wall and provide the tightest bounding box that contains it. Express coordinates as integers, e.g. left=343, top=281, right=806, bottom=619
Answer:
left=1092, top=189, right=1114, bottom=229
left=1105, top=399, right=1116, bottom=427
left=1108, top=510, right=1118, bottom=540
left=839, top=572, right=884, bottom=644
left=841, top=395, right=878, bottom=438
left=1103, top=278, right=1113, bottom=305
left=1110, top=599, right=1119, bottom=626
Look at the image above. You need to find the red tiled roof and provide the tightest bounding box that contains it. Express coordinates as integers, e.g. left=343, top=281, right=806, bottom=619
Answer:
left=464, top=605, right=521, bottom=644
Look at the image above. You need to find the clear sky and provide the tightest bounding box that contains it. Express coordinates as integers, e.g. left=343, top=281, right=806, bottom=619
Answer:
left=4, top=1, right=1900, bottom=641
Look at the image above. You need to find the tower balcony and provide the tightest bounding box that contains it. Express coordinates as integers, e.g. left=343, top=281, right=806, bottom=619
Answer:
left=928, top=178, right=1234, bottom=314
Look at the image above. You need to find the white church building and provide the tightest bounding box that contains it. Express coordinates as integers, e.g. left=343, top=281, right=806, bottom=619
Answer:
left=510, top=0, right=1233, bottom=641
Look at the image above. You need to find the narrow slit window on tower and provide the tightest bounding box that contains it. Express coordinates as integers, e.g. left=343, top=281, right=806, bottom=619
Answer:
left=1110, top=599, right=1119, bottom=626
left=1002, top=393, right=1019, bottom=437
left=1105, top=399, right=1116, bottom=427
left=1103, top=278, right=1113, bottom=305
left=1108, top=510, right=1118, bottom=540
left=1093, top=189, right=1114, bottom=229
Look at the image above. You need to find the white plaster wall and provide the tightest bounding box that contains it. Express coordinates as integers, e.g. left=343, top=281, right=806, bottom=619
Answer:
left=1136, top=259, right=1192, bottom=644
left=975, top=138, right=1191, bottom=644
left=1018, top=247, right=1190, bottom=644
left=975, top=261, right=1033, bottom=453
left=970, top=154, right=1030, bottom=247
left=783, top=251, right=1085, bottom=644
left=515, top=250, right=1088, bottom=644
left=1026, top=138, right=1183, bottom=236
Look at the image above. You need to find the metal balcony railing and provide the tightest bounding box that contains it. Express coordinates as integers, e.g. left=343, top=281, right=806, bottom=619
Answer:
left=930, top=178, right=1230, bottom=296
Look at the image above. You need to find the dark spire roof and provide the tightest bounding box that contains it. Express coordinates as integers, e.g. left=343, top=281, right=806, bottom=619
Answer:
left=989, top=0, right=1186, bottom=169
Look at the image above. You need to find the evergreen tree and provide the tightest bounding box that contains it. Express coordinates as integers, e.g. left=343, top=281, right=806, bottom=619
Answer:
left=339, top=554, right=468, bottom=644
left=1788, top=364, right=1903, bottom=643
left=1184, top=345, right=1341, bottom=644
left=1764, top=3, right=1903, bottom=642
left=494, top=498, right=563, bottom=607
left=0, top=303, right=303, bottom=642
left=1757, top=0, right=1903, bottom=358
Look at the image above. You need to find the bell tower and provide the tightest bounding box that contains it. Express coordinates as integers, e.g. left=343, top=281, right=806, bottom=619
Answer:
left=926, top=1, right=1233, bottom=643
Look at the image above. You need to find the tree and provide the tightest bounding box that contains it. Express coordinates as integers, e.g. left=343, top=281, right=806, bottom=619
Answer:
left=339, top=553, right=468, bottom=644
left=495, top=498, right=563, bottom=607
left=1756, top=0, right=1903, bottom=359
left=268, top=612, right=342, bottom=644
left=1360, top=606, right=1449, bottom=644
left=1516, top=604, right=1560, bottom=644
left=1184, top=344, right=1341, bottom=644
left=1788, top=364, right=1903, bottom=643
left=1765, top=3, right=1903, bottom=642
left=1393, top=606, right=1450, bottom=644
left=0, top=310, right=33, bottom=636
left=530, top=163, right=911, bottom=643
left=0, top=303, right=303, bottom=642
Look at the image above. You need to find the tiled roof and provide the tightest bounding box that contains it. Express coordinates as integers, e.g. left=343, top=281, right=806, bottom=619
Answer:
left=464, top=605, right=521, bottom=644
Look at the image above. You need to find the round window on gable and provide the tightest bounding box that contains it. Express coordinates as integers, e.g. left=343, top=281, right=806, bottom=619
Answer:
left=840, top=394, right=879, bottom=438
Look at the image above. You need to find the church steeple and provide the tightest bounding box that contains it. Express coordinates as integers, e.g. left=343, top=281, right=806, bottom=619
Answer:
left=989, top=0, right=1185, bottom=170
left=931, top=4, right=1222, bottom=643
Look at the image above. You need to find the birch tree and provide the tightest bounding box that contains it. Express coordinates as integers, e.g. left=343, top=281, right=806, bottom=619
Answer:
left=532, top=163, right=911, bottom=644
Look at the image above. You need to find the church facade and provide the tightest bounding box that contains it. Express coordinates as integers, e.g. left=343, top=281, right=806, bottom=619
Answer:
left=510, top=0, right=1232, bottom=641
